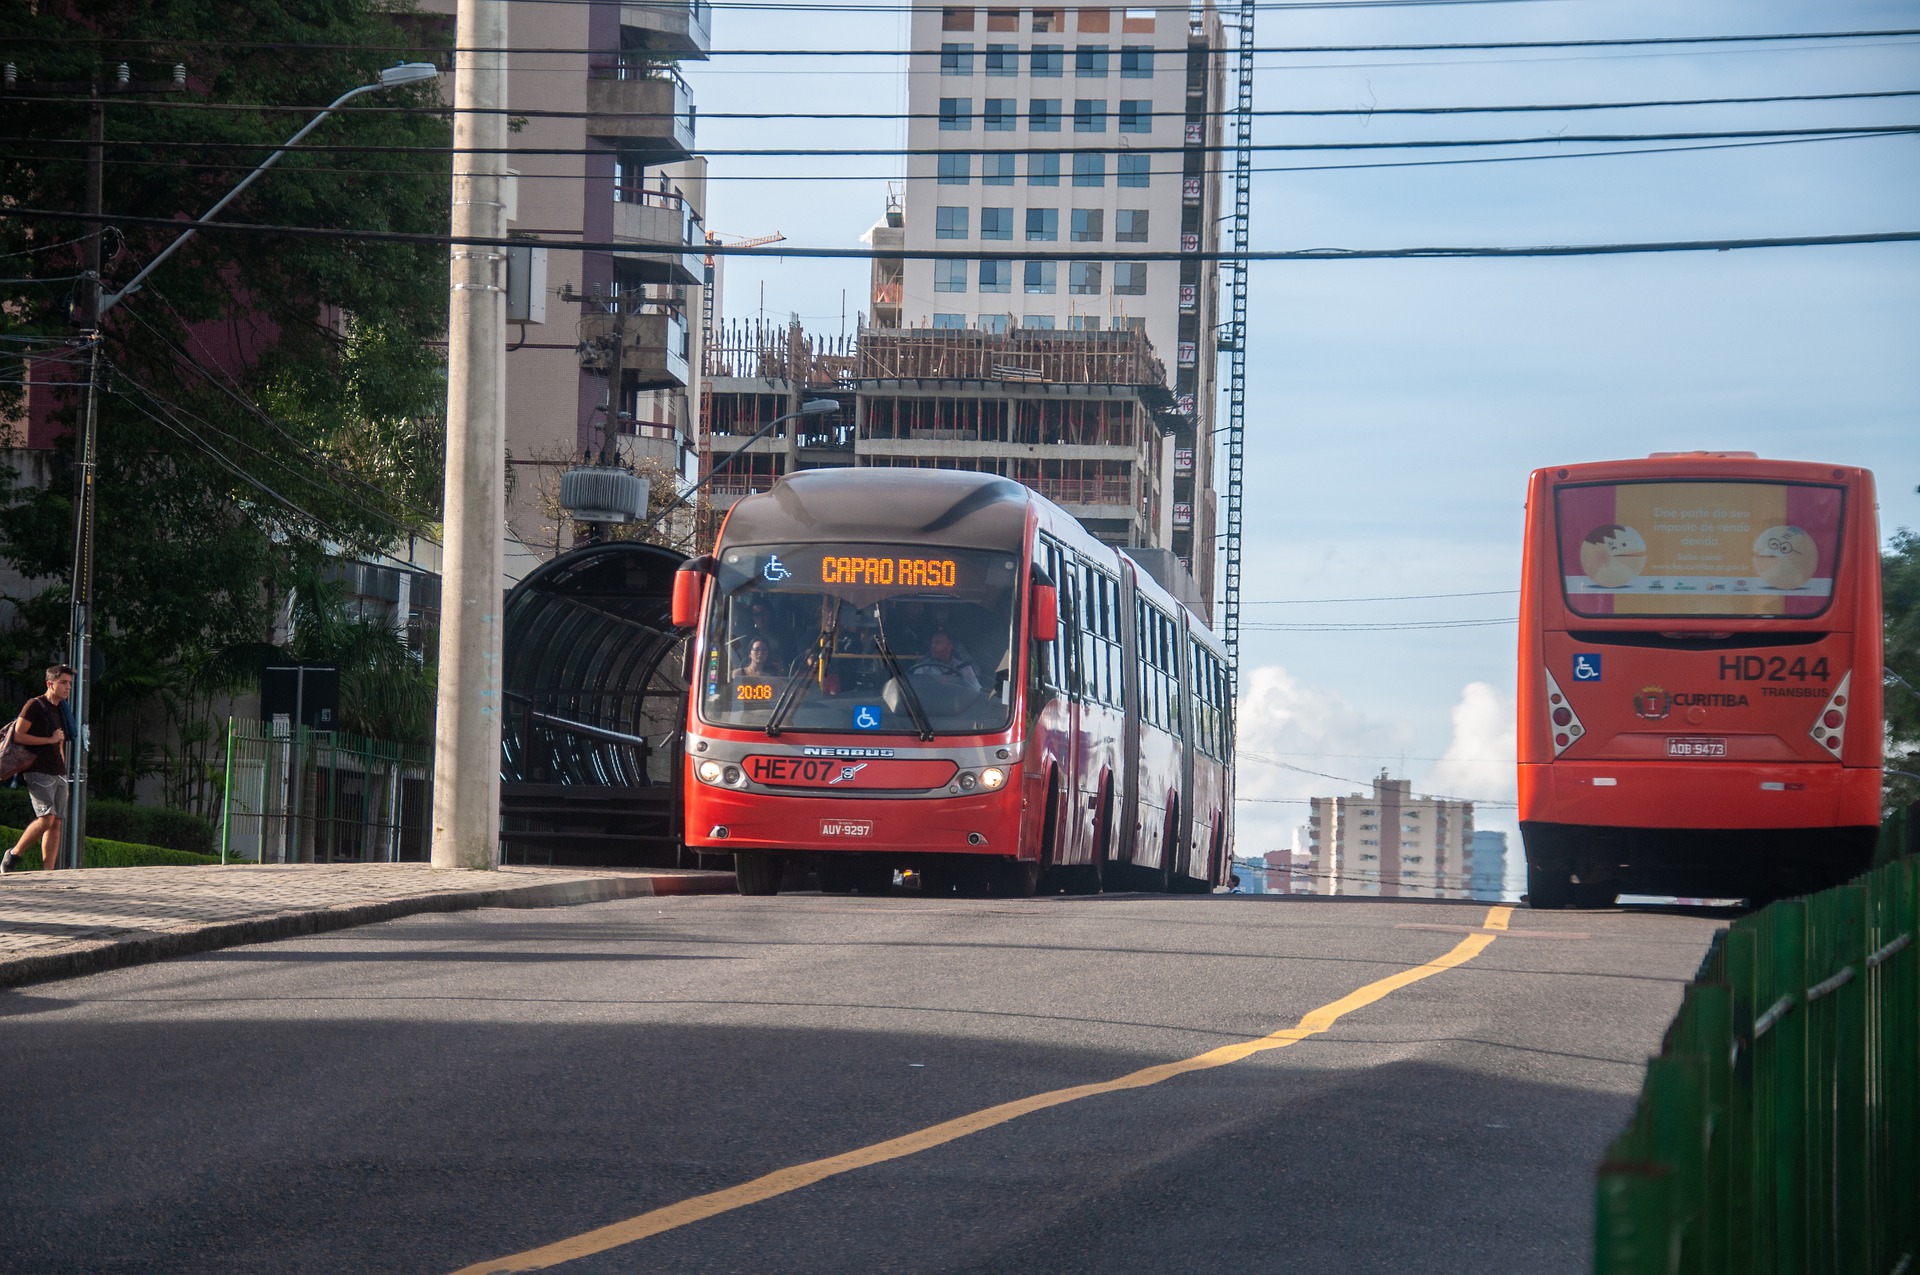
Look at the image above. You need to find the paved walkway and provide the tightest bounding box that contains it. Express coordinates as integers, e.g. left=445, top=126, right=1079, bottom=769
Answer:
left=0, top=862, right=736, bottom=990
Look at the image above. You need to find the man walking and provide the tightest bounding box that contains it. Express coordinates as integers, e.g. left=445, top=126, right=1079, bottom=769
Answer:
left=1, top=664, right=75, bottom=873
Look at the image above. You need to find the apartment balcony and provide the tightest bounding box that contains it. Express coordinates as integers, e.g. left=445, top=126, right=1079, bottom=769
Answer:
left=621, top=0, right=711, bottom=57
left=585, top=68, right=695, bottom=163
left=611, top=190, right=703, bottom=285
left=578, top=308, right=689, bottom=391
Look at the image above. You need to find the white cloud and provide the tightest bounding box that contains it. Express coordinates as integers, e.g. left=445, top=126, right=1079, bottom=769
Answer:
left=1420, top=681, right=1517, bottom=835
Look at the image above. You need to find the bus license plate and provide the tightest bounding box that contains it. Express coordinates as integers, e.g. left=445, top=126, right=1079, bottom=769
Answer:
left=1667, top=737, right=1727, bottom=758
left=821, top=819, right=873, bottom=838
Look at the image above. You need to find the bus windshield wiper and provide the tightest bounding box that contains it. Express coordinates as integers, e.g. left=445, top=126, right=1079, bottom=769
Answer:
left=765, top=599, right=842, bottom=737
left=873, top=631, right=934, bottom=741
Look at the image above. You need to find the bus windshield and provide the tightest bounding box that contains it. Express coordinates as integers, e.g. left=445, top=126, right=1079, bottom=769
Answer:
left=700, top=543, right=1022, bottom=734
left=1554, top=480, right=1844, bottom=619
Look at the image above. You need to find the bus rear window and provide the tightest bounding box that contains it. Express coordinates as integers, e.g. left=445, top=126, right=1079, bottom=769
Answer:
left=1554, top=480, right=1843, bottom=619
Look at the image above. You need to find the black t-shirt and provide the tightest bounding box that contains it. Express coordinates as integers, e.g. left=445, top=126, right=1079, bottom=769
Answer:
left=19, top=696, right=66, bottom=776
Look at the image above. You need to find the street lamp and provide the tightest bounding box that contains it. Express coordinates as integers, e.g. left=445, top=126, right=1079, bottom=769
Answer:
left=60, top=62, right=439, bottom=870
left=644, top=398, right=839, bottom=532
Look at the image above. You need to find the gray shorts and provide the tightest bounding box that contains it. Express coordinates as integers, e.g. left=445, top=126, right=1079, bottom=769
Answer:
left=23, top=772, right=68, bottom=819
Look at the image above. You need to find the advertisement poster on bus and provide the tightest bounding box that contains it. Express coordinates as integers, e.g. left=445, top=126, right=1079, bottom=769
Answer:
left=1554, top=480, right=1842, bottom=616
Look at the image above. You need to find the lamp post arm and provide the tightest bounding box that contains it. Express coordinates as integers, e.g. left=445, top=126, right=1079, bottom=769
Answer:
left=100, top=80, right=386, bottom=315
left=645, top=407, right=805, bottom=529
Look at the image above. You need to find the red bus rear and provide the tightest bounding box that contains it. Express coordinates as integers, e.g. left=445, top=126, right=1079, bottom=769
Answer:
left=675, top=468, right=1234, bottom=896
left=1518, top=453, right=1882, bottom=906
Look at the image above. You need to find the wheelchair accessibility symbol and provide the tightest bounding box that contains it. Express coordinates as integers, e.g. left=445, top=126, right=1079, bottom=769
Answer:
left=762, top=554, right=793, bottom=583
left=852, top=705, right=882, bottom=731
left=1572, top=653, right=1603, bottom=682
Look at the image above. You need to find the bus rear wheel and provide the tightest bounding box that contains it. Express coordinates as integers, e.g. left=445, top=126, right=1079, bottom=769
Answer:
left=735, top=851, right=784, bottom=896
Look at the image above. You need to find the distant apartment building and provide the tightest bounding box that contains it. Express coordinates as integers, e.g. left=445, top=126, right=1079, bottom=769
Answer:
left=1303, top=772, right=1474, bottom=898
left=888, top=0, right=1227, bottom=609
left=420, top=0, right=713, bottom=558
left=1469, top=829, right=1509, bottom=900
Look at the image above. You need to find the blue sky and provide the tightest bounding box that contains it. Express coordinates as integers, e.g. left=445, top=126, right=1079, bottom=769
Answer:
left=681, top=0, right=1920, bottom=855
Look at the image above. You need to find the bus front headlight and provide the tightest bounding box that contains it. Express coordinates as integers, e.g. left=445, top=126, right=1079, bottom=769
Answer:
left=979, top=766, right=1007, bottom=790
left=697, top=760, right=724, bottom=784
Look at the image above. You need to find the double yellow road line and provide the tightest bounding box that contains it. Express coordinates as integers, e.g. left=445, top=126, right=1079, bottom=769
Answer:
left=454, top=905, right=1515, bottom=1274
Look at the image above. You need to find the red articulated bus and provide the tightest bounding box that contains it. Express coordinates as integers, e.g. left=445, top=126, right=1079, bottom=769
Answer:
left=1518, top=453, right=1883, bottom=907
left=673, top=468, right=1234, bottom=896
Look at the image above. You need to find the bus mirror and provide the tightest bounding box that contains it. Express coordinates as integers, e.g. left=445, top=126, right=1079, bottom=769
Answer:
left=671, top=560, right=711, bottom=629
left=1031, top=584, right=1059, bottom=643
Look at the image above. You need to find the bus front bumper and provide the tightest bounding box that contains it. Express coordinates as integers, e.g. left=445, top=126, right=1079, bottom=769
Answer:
left=685, top=785, right=1027, bottom=857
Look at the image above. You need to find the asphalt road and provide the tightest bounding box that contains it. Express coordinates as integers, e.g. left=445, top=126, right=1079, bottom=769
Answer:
left=0, top=889, right=1726, bottom=1274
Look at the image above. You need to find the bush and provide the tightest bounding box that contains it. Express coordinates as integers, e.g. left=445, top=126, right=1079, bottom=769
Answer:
left=0, top=785, right=215, bottom=855
left=1, top=826, right=223, bottom=869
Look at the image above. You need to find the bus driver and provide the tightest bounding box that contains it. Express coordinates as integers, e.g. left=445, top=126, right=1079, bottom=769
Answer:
left=910, top=630, right=979, bottom=691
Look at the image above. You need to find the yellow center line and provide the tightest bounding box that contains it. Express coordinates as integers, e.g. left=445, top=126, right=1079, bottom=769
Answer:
left=449, top=904, right=1510, bottom=1275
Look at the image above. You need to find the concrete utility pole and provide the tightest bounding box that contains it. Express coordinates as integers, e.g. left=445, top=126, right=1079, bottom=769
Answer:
left=432, top=0, right=510, bottom=871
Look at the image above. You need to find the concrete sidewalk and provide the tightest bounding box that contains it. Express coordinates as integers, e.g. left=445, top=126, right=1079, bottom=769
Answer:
left=0, top=862, right=737, bottom=991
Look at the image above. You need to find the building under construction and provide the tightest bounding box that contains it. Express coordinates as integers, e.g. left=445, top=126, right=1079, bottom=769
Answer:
left=701, top=320, right=1210, bottom=613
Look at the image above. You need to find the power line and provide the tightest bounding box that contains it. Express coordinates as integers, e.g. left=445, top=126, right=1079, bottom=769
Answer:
left=1245, top=588, right=1518, bottom=604
left=6, top=205, right=1918, bottom=263
left=1, top=126, right=1902, bottom=185
left=9, top=123, right=1916, bottom=157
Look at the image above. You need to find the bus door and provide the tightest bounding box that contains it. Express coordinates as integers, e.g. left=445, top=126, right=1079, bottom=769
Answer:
left=1116, top=560, right=1143, bottom=869
left=1031, top=534, right=1082, bottom=865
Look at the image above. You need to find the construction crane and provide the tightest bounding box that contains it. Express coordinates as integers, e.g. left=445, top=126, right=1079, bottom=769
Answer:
left=1223, top=0, right=1254, bottom=712
left=702, top=229, right=785, bottom=373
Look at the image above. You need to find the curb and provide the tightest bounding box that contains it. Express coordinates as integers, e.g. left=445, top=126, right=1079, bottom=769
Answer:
left=0, top=870, right=737, bottom=993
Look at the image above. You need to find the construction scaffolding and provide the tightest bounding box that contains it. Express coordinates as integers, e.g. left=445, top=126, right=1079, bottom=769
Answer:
left=857, top=325, right=1167, bottom=388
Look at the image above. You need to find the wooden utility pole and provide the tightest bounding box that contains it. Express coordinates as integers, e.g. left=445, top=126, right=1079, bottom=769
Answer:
left=431, top=1, right=510, bottom=871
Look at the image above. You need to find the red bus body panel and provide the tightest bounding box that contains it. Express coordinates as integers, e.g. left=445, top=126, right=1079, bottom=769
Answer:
left=1518, top=455, right=1882, bottom=897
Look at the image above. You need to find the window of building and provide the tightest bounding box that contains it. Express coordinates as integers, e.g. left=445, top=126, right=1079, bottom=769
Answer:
left=935, top=259, right=968, bottom=292
left=985, top=43, right=1018, bottom=75
left=1024, top=260, right=1057, bottom=293
left=1077, top=7, right=1111, bottom=33
left=940, top=43, right=974, bottom=75
left=1112, top=315, right=1144, bottom=333
left=1028, top=98, right=1061, bottom=131
left=939, top=98, right=972, bottom=130
left=984, top=97, right=1017, bottom=130
left=933, top=312, right=965, bottom=328
left=941, top=6, right=975, bottom=32
left=982, top=151, right=1016, bottom=184
left=1027, top=152, right=1060, bottom=185
left=1360, top=852, right=1378, bottom=861
left=1069, top=261, right=1102, bottom=294
left=1074, top=99, right=1108, bottom=132
left=1120, top=44, right=1154, bottom=77
left=1024, top=313, right=1056, bottom=329
left=938, top=153, right=971, bottom=185
left=980, top=206, right=1013, bottom=239
left=978, top=313, right=1010, bottom=333
left=1031, top=6, right=1061, bottom=32
left=987, top=6, right=1018, bottom=31
left=1071, top=152, right=1106, bottom=186
left=935, top=206, right=970, bottom=239
left=1075, top=45, right=1109, bottom=77
left=1122, top=7, right=1155, bottom=32
left=1117, top=153, right=1149, bottom=186
left=1070, top=208, right=1103, bottom=241
left=1025, top=207, right=1058, bottom=240
left=1068, top=314, right=1101, bottom=330
left=979, top=259, right=1012, bottom=291
left=1030, top=43, right=1063, bottom=75
left=1405, top=855, right=1425, bottom=864
left=1360, top=823, right=1378, bottom=831
left=1114, top=208, right=1148, bottom=241
left=1118, top=99, right=1151, bottom=132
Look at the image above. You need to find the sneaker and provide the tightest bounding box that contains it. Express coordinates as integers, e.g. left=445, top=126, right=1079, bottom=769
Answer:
left=0, top=850, right=18, bottom=874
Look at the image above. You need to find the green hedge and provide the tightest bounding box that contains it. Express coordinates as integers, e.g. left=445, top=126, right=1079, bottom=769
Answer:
left=2, top=826, right=223, bottom=869
left=0, top=786, right=215, bottom=855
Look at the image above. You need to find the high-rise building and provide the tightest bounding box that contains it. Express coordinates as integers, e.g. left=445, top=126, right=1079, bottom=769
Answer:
left=1469, top=830, right=1509, bottom=900
left=1303, top=773, right=1475, bottom=897
left=893, top=1, right=1226, bottom=607
left=419, top=0, right=714, bottom=558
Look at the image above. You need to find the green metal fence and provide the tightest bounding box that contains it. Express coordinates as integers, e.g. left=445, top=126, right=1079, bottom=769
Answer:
left=1594, top=850, right=1919, bottom=1273
left=218, top=719, right=433, bottom=864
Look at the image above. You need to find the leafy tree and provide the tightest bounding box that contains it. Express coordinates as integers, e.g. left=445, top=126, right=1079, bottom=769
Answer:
left=0, top=1, right=452, bottom=779
left=1886, top=528, right=1920, bottom=814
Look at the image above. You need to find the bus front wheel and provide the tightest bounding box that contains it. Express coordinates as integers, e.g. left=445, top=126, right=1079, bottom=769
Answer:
left=735, top=851, right=784, bottom=896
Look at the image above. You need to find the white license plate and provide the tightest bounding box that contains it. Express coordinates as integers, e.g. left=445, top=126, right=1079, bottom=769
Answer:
left=820, top=819, right=874, bottom=838
left=1667, top=737, right=1727, bottom=758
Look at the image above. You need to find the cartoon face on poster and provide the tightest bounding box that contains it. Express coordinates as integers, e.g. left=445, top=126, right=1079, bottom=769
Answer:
left=1555, top=481, right=1843, bottom=617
